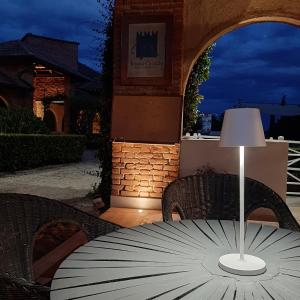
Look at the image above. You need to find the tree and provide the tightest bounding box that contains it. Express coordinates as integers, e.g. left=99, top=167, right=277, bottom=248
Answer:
left=94, top=0, right=114, bottom=208
left=183, top=45, right=214, bottom=134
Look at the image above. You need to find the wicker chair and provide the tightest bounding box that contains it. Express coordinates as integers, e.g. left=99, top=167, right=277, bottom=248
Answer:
left=0, top=193, right=120, bottom=300
left=162, top=172, right=300, bottom=231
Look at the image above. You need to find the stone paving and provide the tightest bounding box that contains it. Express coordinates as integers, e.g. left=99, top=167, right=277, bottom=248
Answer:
left=0, top=150, right=100, bottom=200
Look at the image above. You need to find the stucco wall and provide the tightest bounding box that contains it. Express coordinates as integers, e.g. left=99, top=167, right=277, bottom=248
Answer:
left=180, top=139, right=288, bottom=200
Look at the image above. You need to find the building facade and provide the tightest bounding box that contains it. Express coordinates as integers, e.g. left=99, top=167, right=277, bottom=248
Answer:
left=0, top=33, right=101, bottom=133
left=111, top=0, right=300, bottom=209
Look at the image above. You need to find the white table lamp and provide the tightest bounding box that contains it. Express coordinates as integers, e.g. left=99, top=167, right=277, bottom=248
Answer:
left=218, top=108, right=267, bottom=276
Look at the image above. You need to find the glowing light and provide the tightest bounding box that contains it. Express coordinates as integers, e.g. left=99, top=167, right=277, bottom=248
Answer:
left=138, top=209, right=143, bottom=213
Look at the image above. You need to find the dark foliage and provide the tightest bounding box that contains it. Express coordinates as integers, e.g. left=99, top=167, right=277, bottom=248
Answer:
left=0, top=108, right=50, bottom=134
left=0, top=134, right=86, bottom=171
left=93, top=0, right=114, bottom=207
left=183, top=45, right=214, bottom=133
left=211, top=113, right=224, bottom=132
left=268, top=115, right=300, bottom=140
left=69, top=94, right=99, bottom=135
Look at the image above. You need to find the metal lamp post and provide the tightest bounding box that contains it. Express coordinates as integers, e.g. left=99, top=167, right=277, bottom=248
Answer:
left=218, top=108, right=267, bottom=276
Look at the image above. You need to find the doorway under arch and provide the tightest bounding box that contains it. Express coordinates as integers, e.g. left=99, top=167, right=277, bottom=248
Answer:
left=44, top=110, right=57, bottom=132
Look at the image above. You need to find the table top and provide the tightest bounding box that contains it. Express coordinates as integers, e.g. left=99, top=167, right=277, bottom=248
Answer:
left=51, top=220, right=300, bottom=300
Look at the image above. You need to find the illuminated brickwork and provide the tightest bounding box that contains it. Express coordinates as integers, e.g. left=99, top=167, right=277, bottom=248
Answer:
left=112, top=142, right=180, bottom=199
left=32, top=73, right=67, bottom=132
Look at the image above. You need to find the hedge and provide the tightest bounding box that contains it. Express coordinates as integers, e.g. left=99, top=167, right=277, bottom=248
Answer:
left=0, top=108, right=50, bottom=134
left=0, top=134, right=86, bottom=172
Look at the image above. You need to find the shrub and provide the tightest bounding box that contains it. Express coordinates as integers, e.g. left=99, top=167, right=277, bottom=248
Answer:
left=85, top=134, right=102, bottom=150
left=0, top=134, right=86, bottom=172
left=0, top=108, right=50, bottom=134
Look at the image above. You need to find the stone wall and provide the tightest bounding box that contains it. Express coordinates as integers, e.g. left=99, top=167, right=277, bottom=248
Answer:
left=112, top=142, right=180, bottom=199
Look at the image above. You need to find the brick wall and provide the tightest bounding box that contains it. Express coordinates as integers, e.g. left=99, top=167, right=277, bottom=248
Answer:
left=33, top=76, right=65, bottom=101
left=112, top=142, right=180, bottom=199
left=111, top=1, right=183, bottom=204
left=33, top=75, right=65, bottom=119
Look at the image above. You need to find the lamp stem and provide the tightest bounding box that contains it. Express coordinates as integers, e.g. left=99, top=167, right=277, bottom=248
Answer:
left=239, top=146, right=245, bottom=260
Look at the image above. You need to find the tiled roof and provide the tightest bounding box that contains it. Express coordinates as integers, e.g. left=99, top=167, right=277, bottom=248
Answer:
left=0, top=40, right=29, bottom=57
left=21, top=33, right=79, bottom=45
left=0, top=69, right=32, bottom=89
left=0, top=34, right=100, bottom=81
left=77, top=63, right=102, bottom=91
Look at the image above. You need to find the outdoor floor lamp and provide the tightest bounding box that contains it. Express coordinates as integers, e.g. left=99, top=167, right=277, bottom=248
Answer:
left=218, top=108, right=267, bottom=276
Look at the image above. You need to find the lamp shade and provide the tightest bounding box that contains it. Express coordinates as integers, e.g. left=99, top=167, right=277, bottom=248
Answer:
left=220, top=108, right=266, bottom=147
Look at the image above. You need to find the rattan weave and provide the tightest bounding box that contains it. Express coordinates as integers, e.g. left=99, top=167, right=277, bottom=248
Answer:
left=162, top=172, right=300, bottom=231
left=0, top=193, right=120, bottom=299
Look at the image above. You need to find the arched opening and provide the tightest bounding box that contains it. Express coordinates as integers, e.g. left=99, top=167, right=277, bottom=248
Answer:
left=181, top=19, right=300, bottom=222
left=92, top=112, right=101, bottom=134
left=0, top=96, right=8, bottom=108
left=184, top=16, right=300, bottom=92
left=186, top=21, right=300, bottom=138
left=43, top=110, right=57, bottom=132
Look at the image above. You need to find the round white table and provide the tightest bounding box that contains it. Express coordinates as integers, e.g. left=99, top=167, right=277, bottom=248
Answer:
left=51, top=220, right=300, bottom=300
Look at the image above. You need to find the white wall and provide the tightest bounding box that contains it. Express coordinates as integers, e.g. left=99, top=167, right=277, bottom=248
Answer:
left=180, top=139, right=288, bottom=200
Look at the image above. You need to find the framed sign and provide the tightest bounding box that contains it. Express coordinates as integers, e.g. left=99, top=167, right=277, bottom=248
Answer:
left=121, top=15, right=173, bottom=85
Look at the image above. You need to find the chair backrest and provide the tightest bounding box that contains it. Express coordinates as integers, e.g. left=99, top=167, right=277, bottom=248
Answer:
left=162, top=172, right=300, bottom=231
left=0, top=273, right=49, bottom=300
left=0, top=193, right=119, bottom=282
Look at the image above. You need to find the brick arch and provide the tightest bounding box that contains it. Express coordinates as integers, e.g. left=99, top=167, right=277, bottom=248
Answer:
left=92, top=112, right=101, bottom=134
left=183, top=0, right=300, bottom=90
left=110, top=0, right=300, bottom=209
left=44, top=109, right=57, bottom=132
left=0, top=96, right=9, bottom=108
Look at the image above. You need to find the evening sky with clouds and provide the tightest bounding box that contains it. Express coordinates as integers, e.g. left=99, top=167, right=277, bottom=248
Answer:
left=0, top=1, right=300, bottom=114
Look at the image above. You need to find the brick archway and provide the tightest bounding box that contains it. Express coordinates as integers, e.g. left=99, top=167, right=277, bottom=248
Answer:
left=0, top=96, right=9, bottom=108
left=111, top=0, right=300, bottom=209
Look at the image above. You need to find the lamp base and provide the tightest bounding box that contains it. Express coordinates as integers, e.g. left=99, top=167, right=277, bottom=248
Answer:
left=218, top=253, right=266, bottom=276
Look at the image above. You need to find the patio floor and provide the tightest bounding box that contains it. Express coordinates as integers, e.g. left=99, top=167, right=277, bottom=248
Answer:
left=0, top=150, right=99, bottom=200
left=100, top=196, right=300, bottom=228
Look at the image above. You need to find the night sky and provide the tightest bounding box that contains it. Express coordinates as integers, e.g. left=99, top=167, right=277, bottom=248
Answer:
left=200, top=22, right=300, bottom=114
left=0, top=0, right=103, bottom=71
left=1, top=1, right=300, bottom=114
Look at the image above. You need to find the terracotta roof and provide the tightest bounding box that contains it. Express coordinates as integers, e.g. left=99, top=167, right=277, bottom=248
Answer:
left=77, top=63, right=103, bottom=91
left=21, top=33, right=79, bottom=45
left=0, top=40, right=29, bottom=57
left=78, top=63, right=101, bottom=80
left=0, top=69, right=32, bottom=90
left=0, top=34, right=99, bottom=81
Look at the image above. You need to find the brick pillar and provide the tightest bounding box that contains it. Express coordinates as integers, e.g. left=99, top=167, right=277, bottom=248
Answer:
left=111, top=0, right=184, bottom=209
left=111, top=142, right=180, bottom=209
left=63, top=76, right=71, bottom=133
